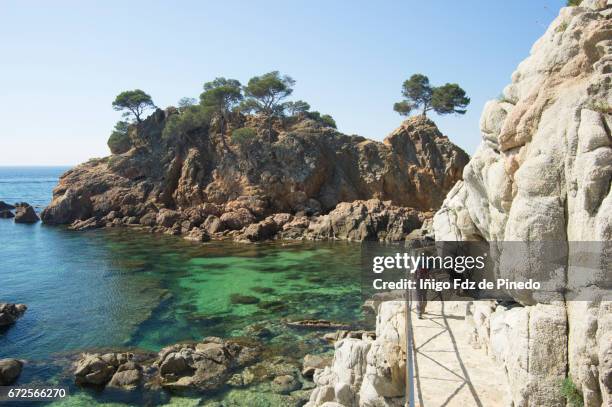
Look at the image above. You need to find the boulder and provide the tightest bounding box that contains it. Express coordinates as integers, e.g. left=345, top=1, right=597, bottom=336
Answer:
left=0, top=303, right=27, bottom=326
left=220, top=208, right=256, bottom=231
left=74, top=353, right=120, bottom=386
left=183, top=227, right=210, bottom=242
left=0, top=359, right=23, bottom=385
left=156, top=337, right=259, bottom=391
left=139, top=212, right=157, bottom=227
left=240, top=218, right=279, bottom=242
left=305, top=199, right=424, bottom=241
left=108, top=361, right=143, bottom=389
left=156, top=209, right=180, bottom=228
left=14, top=204, right=39, bottom=224
left=302, top=354, right=332, bottom=378
left=0, top=210, right=14, bottom=219
left=202, top=215, right=224, bottom=234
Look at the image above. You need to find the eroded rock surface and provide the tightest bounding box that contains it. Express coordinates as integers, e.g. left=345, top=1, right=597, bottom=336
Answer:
left=73, top=337, right=260, bottom=394
left=42, top=114, right=467, bottom=242
left=432, top=1, right=612, bottom=405
left=14, top=203, right=39, bottom=224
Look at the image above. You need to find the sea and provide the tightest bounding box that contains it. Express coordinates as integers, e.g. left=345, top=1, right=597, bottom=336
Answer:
left=0, top=166, right=366, bottom=406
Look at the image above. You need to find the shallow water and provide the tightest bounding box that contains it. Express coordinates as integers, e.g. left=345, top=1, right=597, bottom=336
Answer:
left=0, top=167, right=366, bottom=406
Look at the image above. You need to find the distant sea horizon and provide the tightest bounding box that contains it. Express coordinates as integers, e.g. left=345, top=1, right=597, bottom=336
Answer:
left=0, top=166, right=70, bottom=208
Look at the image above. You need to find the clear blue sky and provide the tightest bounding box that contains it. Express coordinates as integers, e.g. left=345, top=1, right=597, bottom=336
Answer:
left=0, top=0, right=565, bottom=165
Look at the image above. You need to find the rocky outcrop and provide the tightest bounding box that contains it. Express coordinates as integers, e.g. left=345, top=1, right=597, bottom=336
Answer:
left=73, top=337, right=260, bottom=393
left=306, top=302, right=406, bottom=407
left=432, top=1, right=612, bottom=406
left=156, top=337, right=259, bottom=391
left=0, top=359, right=23, bottom=385
left=41, top=112, right=467, bottom=241
left=14, top=203, right=39, bottom=224
left=0, top=303, right=27, bottom=326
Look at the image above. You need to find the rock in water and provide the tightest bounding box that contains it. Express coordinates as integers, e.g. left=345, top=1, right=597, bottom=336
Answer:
left=0, top=201, right=15, bottom=211
left=0, top=303, right=27, bottom=326
left=0, top=210, right=14, bottom=219
left=41, top=111, right=467, bottom=242
left=14, top=203, right=39, bottom=224
left=0, top=359, right=23, bottom=385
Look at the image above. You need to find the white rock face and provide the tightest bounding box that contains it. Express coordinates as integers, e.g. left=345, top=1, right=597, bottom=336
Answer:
left=305, top=302, right=406, bottom=407
left=434, top=1, right=612, bottom=405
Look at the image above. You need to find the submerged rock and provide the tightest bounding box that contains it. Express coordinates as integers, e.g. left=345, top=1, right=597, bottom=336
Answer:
left=271, top=374, right=301, bottom=394
left=285, top=320, right=350, bottom=330
left=0, top=303, right=27, bottom=326
left=0, top=359, right=23, bottom=385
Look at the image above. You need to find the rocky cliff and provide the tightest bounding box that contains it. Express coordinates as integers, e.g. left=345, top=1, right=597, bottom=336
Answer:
left=306, top=1, right=611, bottom=406
left=433, top=1, right=611, bottom=406
left=42, top=113, right=468, bottom=241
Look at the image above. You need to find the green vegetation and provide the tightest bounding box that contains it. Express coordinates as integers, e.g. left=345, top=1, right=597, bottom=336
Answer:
left=107, top=121, right=131, bottom=154
left=394, top=73, right=470, bottom=117
left=284, top=100, right=310, bottom=116
left=560, top=377, right=583, bottom=407
left=112, top=89, right=156, bottom=123
left=200, top=77, right=243, bottom=136
left=111, top=71, right=339, bottom=143
left=177, top=97, right=197, bottom=111
left=566, top=0, right=583, bottom=6
left=240, top=71, right=295, bottom=121
left=163, top=104, right=213, bottom=140
left=231, top=127, right=257, bottom=144
left=307, top=111, right=337, bottom=129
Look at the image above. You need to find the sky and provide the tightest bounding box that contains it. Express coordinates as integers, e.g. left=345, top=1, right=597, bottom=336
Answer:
left=0, top=0, right=566, bottom=166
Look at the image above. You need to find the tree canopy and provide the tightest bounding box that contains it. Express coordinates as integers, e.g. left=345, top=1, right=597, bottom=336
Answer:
left=284, top=100, right=310, bottom=116
left=393, top=74, right=469, bottom=117
left=200, top=77, right=243, bottom=136
left=200, top=78, right=243, bottom=115
left=241, top=71, right=295, bottom=117
left=112, top=90, right=156, bottom=123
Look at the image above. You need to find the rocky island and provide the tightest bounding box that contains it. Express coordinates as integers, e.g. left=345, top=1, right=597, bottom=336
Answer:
left=41, top=112, right=468, bottom=242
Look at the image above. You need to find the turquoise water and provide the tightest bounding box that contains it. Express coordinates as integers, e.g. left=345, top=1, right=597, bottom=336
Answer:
left=0, top=167, right=366, bottom=405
